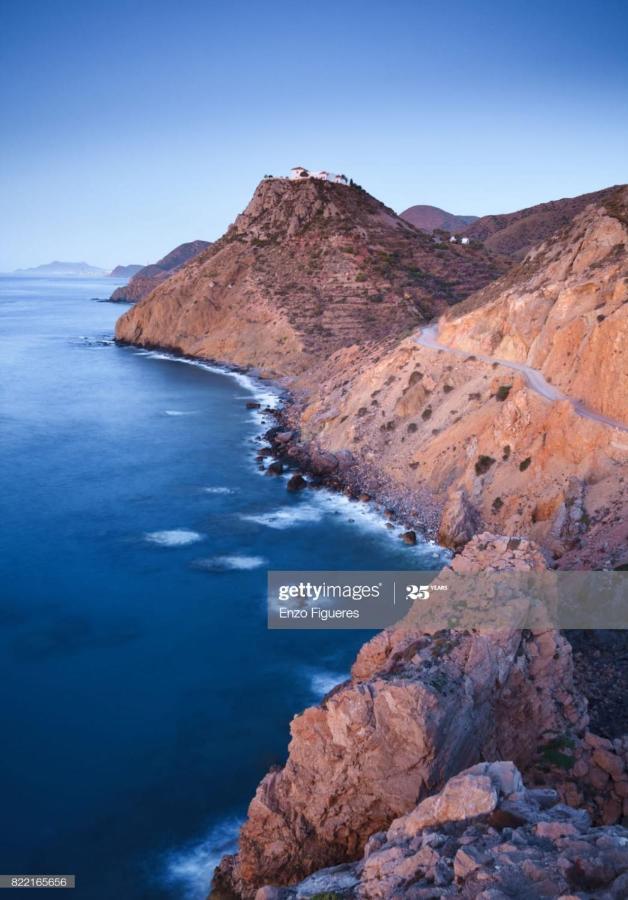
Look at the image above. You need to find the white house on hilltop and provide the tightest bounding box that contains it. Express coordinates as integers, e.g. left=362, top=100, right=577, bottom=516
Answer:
left=289, top=167, right=349, bottom=184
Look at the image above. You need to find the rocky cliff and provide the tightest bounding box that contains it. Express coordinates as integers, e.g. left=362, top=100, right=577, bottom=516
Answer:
left=115, top=178, right=506, bottom=374
left=110, top=239, right=210, bottom=302
left=213, top=536, right=627, bottom=897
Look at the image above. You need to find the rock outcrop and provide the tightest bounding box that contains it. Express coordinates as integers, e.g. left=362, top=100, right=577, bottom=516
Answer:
left=115, top=178, right=506, bottom=374
left=259, top=762, right=628, bottom=899
left=110, top=239, right=210, bottom=302
left=212, top=537, right=594, bottom=898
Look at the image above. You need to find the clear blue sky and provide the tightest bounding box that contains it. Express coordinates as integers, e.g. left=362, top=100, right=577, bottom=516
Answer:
left=1, top=0, right=626, bottom=270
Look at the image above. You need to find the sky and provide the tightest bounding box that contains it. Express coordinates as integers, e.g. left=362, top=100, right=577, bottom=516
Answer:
left=0, top=0, right=626, bottom=270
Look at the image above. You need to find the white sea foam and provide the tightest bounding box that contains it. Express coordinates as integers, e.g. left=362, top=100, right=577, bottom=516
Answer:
left=162, top=816, right=241, bottom=899
left=145, top=529, right=204, bottom=546
left=240, top=504, right=323, bottom=530
left=164, top=409, right=197, bottom=416
left=193, top=555, right=267, bottom=571
left=137, top=349, right=280, bottom=411
left=201, top=486, right=234, bottom=495
left=309, top=670, right=347, bottom=698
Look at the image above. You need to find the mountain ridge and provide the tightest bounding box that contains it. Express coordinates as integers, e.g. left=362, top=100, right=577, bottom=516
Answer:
left=400, top=204, right=478, bottom=233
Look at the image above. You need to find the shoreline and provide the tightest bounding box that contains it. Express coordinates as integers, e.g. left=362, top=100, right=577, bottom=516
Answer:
left=115, top=337, right=447, bottom=553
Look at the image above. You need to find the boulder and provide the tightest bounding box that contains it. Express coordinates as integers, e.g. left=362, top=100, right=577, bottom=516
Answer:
left=286, top=474, right=307, bottom=492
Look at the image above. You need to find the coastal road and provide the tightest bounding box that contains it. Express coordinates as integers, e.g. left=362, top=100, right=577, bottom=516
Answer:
left=416, top=325, right=628, bottom=433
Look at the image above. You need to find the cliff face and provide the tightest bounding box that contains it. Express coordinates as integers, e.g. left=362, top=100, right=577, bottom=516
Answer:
left=284, top=189, right=627, bottom=568
left=439, top=188, right=628, bottom=423
left=214, top=536, right=628, bottom=897
left=115, top=178, right=506, bottom=374
left=110, top=239, right=210, bottom=302
left=462, top=185, right=620, bottom=259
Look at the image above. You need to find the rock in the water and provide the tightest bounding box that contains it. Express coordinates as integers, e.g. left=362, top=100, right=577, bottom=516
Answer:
left=286, top=474, right=307, bottom=492
left=401, top=530, right=417, bottom=545
left=246, top=400, right=261, bottom=409
left=265, top=461, right=284, bottom=476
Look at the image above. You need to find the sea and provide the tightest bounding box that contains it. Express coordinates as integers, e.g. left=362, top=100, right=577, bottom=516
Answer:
left=0, top=276, right=447, bottom=898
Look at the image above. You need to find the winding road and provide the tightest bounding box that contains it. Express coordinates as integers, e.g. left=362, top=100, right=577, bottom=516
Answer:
left=416, top=325, right=628, bottom=433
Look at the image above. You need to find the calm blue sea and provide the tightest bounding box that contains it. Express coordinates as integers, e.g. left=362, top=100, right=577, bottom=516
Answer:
left=0, top=277, right=446, bottom=898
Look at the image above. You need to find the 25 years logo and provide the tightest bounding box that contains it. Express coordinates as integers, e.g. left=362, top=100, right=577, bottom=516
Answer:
left=406, top=585, right=430, bottom=601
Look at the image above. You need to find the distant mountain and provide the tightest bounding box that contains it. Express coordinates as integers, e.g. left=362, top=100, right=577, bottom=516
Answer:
left=461, top=186, right=621, bottom=259
left=110, top=240, right=211, bottom=302
left=400, top=205, right=478, bottom=233
left=14, top=261, right=107, bottom=277
left=109, top=264, right=144, bottom=278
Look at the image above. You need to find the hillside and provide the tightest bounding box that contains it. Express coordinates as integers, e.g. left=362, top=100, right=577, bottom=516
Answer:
left=400, top=203, right=477, bottom=232
left=115, top=178, right=506, bottom=373
left=110, top=239, right=210, bottom=302
left=276, top=187, right=627, bottom=568
left=463, top=185, right=620, bottom=259
left=109, top=264, right=143, bottom=278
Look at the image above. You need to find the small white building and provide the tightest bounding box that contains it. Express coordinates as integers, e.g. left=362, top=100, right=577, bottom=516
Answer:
left=310, top=170, right=330, bottom=181
left=289, top=166, right=309, bottom=180
left=335, top=173, right=348, bottom=184
left=460, top=236, right=470, bottom=245
left=449, top=235, right=457, bottom=243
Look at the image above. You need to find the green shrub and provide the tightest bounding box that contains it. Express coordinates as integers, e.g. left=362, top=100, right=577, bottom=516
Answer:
left=502, top=445, right=511, bottom=460
left=475, top=455, right=496, bottom=475
left=443, top=384, right=454, bottom=393
left=519, top=457, right=532, bottom=471
left=421, top=406, right=432, bottom=420
left=407, top=422, right=418, bottom=433
left=496, top=384, right=512, bottom=401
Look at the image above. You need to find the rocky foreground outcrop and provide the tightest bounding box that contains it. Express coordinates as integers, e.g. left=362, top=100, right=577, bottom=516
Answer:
left=110, top=239, right=210, bottom=302
left=115, top=178, right=505, bottom=374
left=256, top=761, right=628, bottom=899
left=212, top=536, right=628, bottom=898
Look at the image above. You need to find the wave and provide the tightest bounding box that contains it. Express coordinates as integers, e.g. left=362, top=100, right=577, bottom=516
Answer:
left=309, top=669, right=347, bottom=698
left=135, top=348, right=280, bottom=411
left=144, top=529, right=204, bottom=547
left=162, top=816, right=241, bottom=899
left=240, top=504, right=323, bottom=530
left=192, top=555, right=267, bottom=571
left=201, top=486, right=235, bottom=495
left=164, top=409, right=198, bottom=416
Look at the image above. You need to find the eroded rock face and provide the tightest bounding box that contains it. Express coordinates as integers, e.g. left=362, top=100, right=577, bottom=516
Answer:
left=437, top=489, right=479, bottom=550
left=260, top=762, right=628, bottom=899
left=439, top=189, right=628, bottom=424
left=212, top=537, right=590, bottom=898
